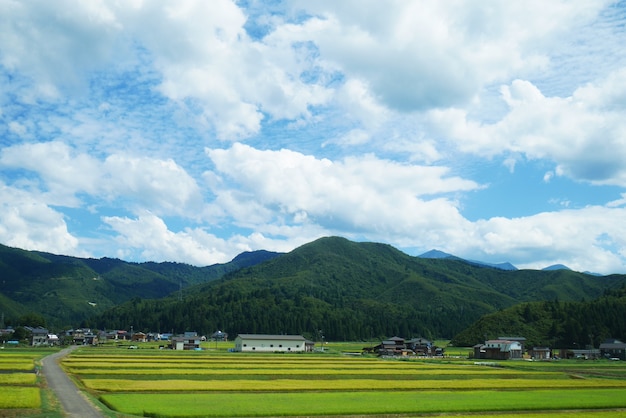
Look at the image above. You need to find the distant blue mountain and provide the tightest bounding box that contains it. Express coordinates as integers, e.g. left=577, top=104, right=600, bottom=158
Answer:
left=418, top=249, right=461, bottom=260
left=542, top=264, right=571, bottom=271
left=418, top=249, right=517, bottom=271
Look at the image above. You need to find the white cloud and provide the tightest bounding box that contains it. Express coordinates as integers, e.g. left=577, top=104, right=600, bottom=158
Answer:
left=116, top=0, right=332, bottom=140
left=8, top=121, right=26, bottom=137
left=103, top=212, right=229, bottom=265
left=0, top=141, right=203, bottom=216
left=286, top=0, right=606, bottom=111
left=431, top=70, right=626, bottom=186
left=462, top=206, right=626, bottom=274
left=543, top=171, right=554, bottom=182
left=0, top=141, right=101, bottom=206
left=101, top=212, right=317, bottom=265
left=205, top=143, right=477, bottom=242
left=0, top=0, right=123, bottom=96
left=0, top=181, right=80, bottom=255
left=102, top=154, right=203, bottom=217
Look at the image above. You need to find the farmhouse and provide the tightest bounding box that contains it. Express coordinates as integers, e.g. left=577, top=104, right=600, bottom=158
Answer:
left=28, top=326, right=50, bottom=346
left=211, top=330, right=228, bottom=341
left=474, top=339, right=523, bottom=360
left=171, top=331, right=202, bottom=350
left=599, top=339, right=626, bottom=360
left=364, top=336, right=442, bottom=357
left=234, top=334, right=308, bottom=352
left=131, top=331, right=147, bottom=342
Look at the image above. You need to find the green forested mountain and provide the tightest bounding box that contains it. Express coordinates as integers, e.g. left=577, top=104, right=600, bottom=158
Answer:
left=92, top=237, right=626, bottom=342
left=0, top=243, right=281, bottom=328
left=451, top=285, right=626, bottom=348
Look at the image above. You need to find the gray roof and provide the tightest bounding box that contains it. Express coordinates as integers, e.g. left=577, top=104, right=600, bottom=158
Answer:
left=600, top=342, right=626, bottom=349
left=236, top=334, right=305, bottom=341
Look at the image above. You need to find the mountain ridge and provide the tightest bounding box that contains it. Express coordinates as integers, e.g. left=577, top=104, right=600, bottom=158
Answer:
left=3, top=237, right=624, bottom=343
left=93, top=237, right=626, bottom=341
left=0, top=243, right=281, bottom=327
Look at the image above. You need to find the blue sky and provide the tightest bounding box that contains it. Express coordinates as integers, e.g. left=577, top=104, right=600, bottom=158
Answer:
left=1, top=0, right=626, bottom=274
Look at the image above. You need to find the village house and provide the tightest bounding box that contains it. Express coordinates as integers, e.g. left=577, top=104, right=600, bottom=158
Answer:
left=599, top=339, right=626, bottom=360
left=27, top=326, right=50, bottom=346
left=65, top=328, right=99, bottom=345
left=211, top=330, right=228, bottom=341
left=234, top=334, right=309, bottom=352
left=528, top=347, right=551, bottom=360
left=364, top=336, right=441, bottom=357
left=406, top=337, right=443, bottom=356
left=474, top=339, right=524, bottom=360
left=131, top=331, right=147, bottom=343
left=170, top=331, right=202, bottom=350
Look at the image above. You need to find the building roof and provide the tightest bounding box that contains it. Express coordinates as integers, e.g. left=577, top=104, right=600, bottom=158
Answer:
left=600, top=342, right=626, bottom=349
left=236, top=334, right=305, bottom=341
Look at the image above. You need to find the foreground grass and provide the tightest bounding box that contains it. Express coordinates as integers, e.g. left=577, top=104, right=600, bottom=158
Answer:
left=101, top=389, right=626, bottom=417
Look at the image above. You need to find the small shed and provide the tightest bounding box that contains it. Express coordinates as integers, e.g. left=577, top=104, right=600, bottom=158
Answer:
left=529, top=347, right=551, bottom=360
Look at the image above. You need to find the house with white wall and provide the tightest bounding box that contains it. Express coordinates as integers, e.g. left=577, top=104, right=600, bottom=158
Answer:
left=234, top=334, right=308, bottom=352
left=474, top=339, right=523, bottom=360
left=171, top=331, right=202, bottom=350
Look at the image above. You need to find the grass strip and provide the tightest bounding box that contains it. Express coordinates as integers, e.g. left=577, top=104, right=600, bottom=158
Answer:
left=100, top=389, right=626, bottom=417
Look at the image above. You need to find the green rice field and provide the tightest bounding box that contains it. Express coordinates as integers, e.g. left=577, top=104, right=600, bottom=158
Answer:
left=58, top=344, right=626, bottom=417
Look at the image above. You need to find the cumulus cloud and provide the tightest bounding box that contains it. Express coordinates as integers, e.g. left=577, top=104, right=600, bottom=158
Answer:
left=102, top=212, right=317, bottom=265
left=431, top=70, right=626, bottom=186
left=0, top=1, right=332, bottom=140
left=286, top=0, right=605, bottom=111
left=466, top=206, right=626, bottom=274
left=103, top=212, right=231, bottom=265
left=0, top=141, right=203, bottom=216
left=112, top=0, right=333, bottom=140
left=0, top=0, right=124, bottom=95
left=0, top=181, right=80, bottom=255
left=205, top=143, right=477, bottom=241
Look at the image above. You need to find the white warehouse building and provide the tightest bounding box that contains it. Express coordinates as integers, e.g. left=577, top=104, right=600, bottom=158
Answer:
left=234, top=334, right=310, bottom=352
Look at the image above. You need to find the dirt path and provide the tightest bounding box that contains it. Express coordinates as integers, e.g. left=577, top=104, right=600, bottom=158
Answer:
left=41, top=346, right=105, bottom=418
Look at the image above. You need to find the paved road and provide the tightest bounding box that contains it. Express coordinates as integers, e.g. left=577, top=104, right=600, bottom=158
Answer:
left=41, top=346, right=105, bottom=418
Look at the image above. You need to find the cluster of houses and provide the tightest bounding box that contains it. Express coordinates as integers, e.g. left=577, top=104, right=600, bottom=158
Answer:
left=0, top=326, right=229, bottom=351
left=363, top=336, right=443, bottom=357
left=3, top=326, right=626, bottom=361
left=473, top=337, right=626, bottom=361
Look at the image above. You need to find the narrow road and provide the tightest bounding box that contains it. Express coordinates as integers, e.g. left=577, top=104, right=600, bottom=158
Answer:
left=41, top=346, right=105, bottom=418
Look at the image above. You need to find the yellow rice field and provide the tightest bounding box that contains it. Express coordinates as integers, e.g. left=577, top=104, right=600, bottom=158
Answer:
left=61, top=348, right=626, bottom=417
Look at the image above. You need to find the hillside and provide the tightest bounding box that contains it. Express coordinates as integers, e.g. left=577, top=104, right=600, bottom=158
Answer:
left=93, top=237, right=626, bottom=341
left=0, top=243, right=281, bottom=328
left=451, top=285, right=626, bottom=348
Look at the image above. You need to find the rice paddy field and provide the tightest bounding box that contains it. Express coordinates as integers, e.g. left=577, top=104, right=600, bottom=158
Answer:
left=57, top=343, right=626, bottom=417
left=0, top=347, right=60, bottom=417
